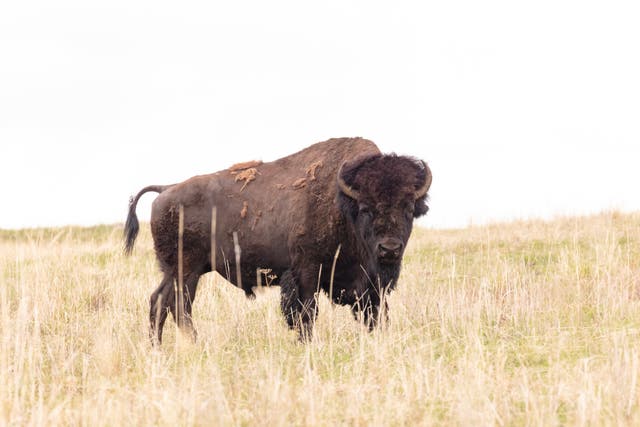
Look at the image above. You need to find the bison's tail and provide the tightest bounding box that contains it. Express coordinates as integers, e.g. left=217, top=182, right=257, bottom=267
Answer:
left=124, top=184, right=172, bottom=255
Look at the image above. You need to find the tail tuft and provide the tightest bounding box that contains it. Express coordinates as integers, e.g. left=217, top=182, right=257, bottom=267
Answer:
left=124, top=196, right=140, bottom=255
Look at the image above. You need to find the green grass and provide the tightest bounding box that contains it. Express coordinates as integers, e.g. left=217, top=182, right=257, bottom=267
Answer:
left=1, top=211, right=640, bottom=425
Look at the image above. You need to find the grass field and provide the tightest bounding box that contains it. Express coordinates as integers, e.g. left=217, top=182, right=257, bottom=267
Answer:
left=1, top=211, right=640, bottom=426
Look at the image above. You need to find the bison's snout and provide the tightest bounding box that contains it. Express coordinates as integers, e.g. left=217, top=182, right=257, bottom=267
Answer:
left=377, top=238, right=404, bottom=262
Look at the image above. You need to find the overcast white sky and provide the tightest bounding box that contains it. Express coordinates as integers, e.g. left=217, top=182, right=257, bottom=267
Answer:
left=1, top=1, right=639, bottom=230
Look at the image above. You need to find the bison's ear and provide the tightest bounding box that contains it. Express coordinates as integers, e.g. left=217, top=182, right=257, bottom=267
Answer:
left=413, top=160, right=431, bottom=218
left=414, top=197, right=429, bottom=218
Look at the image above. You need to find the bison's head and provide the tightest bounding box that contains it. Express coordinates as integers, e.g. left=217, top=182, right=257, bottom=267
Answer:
left=337, top=154, right=431, bottom=285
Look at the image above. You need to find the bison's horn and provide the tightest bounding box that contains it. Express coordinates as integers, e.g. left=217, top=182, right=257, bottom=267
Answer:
left=337, top=164, right=361, bottom=200
left=415, top=161, right=432, bottom=199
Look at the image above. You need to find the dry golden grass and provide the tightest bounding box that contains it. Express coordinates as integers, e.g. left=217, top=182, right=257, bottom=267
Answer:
left=1, top=211, right=640, bottom=426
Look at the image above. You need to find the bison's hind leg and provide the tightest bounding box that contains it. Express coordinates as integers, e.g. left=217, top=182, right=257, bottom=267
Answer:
left=149, top=273, right=173, bottom=345
left=149, top=271, right=201, bottom=345
left=178, top=273, right=200, bottom=342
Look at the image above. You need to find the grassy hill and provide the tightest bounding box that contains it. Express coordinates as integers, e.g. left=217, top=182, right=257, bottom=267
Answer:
left=1, top=212, right=639, bottom=425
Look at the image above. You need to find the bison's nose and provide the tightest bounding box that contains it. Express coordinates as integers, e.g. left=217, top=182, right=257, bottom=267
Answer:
left=377, top=238, right=404, bottom=260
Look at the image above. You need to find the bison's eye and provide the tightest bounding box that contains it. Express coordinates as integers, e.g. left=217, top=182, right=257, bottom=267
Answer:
left=358, top=204, right=373, bottom=217
left=400, top=202, right=414, bottom=220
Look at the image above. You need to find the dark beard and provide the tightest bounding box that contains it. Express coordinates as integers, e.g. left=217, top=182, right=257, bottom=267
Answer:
left=375, top=262, right=401, bottom=291
left=328, top=260, right=401, bottom=306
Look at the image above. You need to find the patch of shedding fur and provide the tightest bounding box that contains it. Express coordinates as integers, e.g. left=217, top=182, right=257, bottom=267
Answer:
left=294, top=224, right=306, bottom=236
left=240, top=201, right=248, bottom=219
left=251, top=210, right=263, bottom=230
left=305, top=160, right=323, bottom=181
left=292, top=178, right=307, bottom=189
left=233, top=168, right=260, bottom=191
left=228, top=160, right=263, bottom=172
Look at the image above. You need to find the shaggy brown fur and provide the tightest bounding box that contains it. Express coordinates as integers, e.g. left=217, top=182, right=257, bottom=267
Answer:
left=124, top=137, right=431, bottom=343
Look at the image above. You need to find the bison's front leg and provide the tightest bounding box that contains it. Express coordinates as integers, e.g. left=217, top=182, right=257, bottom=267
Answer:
left=280, top=269, right=318, bottom=340
left=352, top=292, right=389, bottom=331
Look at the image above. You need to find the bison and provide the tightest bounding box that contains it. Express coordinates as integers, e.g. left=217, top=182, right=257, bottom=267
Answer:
left=124, top=137, right=431, bottom=343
